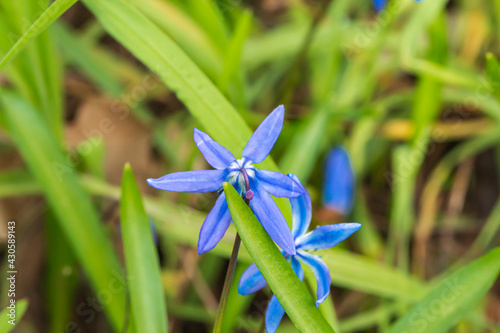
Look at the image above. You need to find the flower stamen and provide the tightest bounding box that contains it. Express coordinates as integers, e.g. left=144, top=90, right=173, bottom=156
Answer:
left=240, top=167, right=254, bottom=201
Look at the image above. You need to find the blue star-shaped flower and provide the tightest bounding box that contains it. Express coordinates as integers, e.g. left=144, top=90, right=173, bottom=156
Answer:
left=147, top=105, right=303, bottom=255
left=238, top=174, right=360, bottom=333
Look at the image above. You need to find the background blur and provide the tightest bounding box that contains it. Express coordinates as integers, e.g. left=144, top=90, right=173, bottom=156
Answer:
left=0, top=0, right=500, bottom=332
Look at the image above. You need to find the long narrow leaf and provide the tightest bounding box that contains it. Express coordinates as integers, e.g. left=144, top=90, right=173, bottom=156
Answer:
left=387, top=248, right=500, bottom=333
left=0, top=90, right=126, bottom=331
left=119, top=164, right=168, bottom=333
left=82, top=0, right=252, bottom=157
left=223, top=182, right=334, bottom=333
left=0, top=0, right=77, bottom=70
left=0, top=299, right=28, bottom=332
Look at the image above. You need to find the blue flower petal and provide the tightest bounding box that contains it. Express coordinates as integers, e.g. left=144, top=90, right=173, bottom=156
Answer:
left=297, top=251, right=331, bottom=307
left=372, top=0, right=386, bottom=11
left=288, top=174, right=312, bottom=240
left=193, top=128, right=235, bottom=169
left=296, top=223, right=361, bottom=251
left=249, top=177, right=296, bottom=255
left=238, top=263, right=268, bottom=295
left=290, top=256, right=304, bottom=281
left=147, top=169, right=226, bottom=192
left=265, top=295, right=286, bottom=333
left=243, top=105, right=284, bottom=164
left=322, top=146, right=355, bottom=215
left=255, top=169, right=304, bottom=198
left=198, top=192, right=232, bottom=254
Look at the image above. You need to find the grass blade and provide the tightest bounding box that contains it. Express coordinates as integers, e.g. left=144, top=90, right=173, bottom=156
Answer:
left=387, top=248, right=500, bottom=333
left=223, top=182, right=334, bottom=333
left=119, top=164, right=168, bottom=333
left=0, top=0, right=77, bottom=71
left=0, top=299, right=28, bottom=332
left=82, top=0, right=252, bottom=156
left=46, top=211, right=79, bottom=333
left=0, top=90, right=126, bottom=331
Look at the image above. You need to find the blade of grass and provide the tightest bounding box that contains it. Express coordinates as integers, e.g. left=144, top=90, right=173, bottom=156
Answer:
left=120, top=164, right=168, bottom=333
left=486, top=52, right=500, bottom=102
left=387, top=13, right=445, bottom=274
left=45, top=210, right=79, bottom=333
left=184, top=0, right=228, bottom=51
left=223, top=182, right=335, bottom=333
left=415, top=130, right=500, bottom=276
left=0, top=0, right=77, bottom=71
left=0, top=299, right=28, bottom=332
left=217, top=9, right=252, bottom=97
left=387, top=248, right=500, bottom=333
left=0, top=90, right=126, bottom=332
left=400, top=0, right=478, bottom=87
left=468, top=196, right=500, bottom=254
left=137, top=0, right=223, bottom=80
left=82, top=0, right=251, bottom=154
left=0, top=0, right=65, bottom=141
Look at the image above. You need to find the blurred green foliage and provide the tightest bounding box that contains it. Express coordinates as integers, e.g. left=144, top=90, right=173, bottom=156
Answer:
left=0, top=0, right=500, bottom=332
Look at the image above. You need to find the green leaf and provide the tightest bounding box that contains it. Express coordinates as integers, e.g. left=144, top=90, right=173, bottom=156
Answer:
left=0, top=299, right=28, bottom=332
left=0, top=0, right=77, bottom=71
left=279, top=107, right=330, bottom=181
left=82, top=0, right=252, bottom=157
left=45, top=211, right=79, bottom=333
left=0, top=0, right=66, bottom=141
left=137, top=0, right=223, bottom=80
left=319, top=249, right=426, bottom=301
left=120, top=164, right=168, bottom=333
left=0, top=90, right=126, bottom=332
left=486, top=52, right=500, bottom=102
left=217, top=10, right=252, bottom=91
left=387, top=248, right=500, bottom=333
left=223, top=182, right=334, bottom=333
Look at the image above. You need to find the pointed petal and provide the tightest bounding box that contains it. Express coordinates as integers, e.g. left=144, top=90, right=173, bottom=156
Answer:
left=238, top=263, right=268, bottom=295
left=193, top=128, right=235, bottom=169
left=290, top=256, right=304, bottom=281
left=147, top=169, right=226, bottom=193
left=322, top=147, right=355, bottom=215
left=255, top=169, right=304, bottom=198
left=297, top=251, right=331, bottom=307
left=288, top=174, right=312, bottom=240
left=296, top=223, right=361, bottom=251
left=249, top=178, right=296, bottom=255
left=265, top=295, right=285, bottom=333
left=198, top=193, right=231, bottom=254
left=243, top=105, right=284, bottom=163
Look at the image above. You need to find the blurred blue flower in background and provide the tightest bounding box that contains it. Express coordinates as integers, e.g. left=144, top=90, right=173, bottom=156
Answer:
left=373, top=0, right=421, bottom=12
left=238, top=174, right=360, bottom=333
left=147, top=105, right=303, bottom=255
left=323, top=146, right=355, bottom=216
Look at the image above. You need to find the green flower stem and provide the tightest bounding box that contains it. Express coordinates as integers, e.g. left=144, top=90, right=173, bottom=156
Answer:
left=213, top=233, right=242, bottom=333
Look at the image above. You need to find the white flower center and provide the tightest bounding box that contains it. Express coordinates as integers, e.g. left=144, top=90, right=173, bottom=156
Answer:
left=227, top=158, right=255, bottom=195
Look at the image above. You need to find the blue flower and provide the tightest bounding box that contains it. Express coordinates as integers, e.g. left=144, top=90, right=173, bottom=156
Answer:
left=238, top=174, right=361, bottom=333
left=373, top=0, right=421, bottom=12
left=322, top=146, right=355, bottom=215
left=147, top=105, right=303, bottom=255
